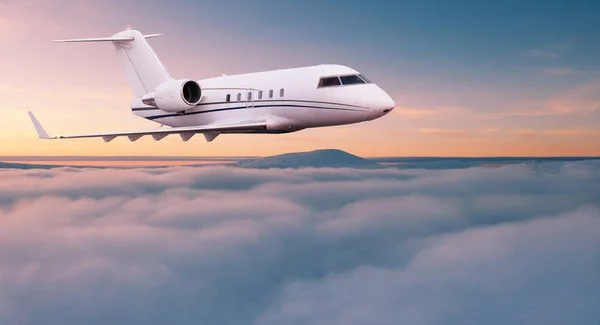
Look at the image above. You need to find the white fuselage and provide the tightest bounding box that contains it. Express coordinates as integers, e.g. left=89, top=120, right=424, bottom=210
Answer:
left=130, top=64, right=395, bottom=133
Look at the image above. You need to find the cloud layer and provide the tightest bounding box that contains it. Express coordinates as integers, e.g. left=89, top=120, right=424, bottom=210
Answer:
left=0, top=162, right=599, bottom=325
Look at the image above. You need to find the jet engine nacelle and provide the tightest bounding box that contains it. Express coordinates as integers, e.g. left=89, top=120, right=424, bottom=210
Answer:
left=141, top=79, right=202, bottom=112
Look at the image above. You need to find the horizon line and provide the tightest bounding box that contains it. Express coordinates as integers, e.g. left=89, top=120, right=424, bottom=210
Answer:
left=1, top=155, right=600, bottom=162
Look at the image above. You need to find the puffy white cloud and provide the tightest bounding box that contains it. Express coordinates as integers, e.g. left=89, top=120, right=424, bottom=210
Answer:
left=259, top=206, right=600, bottom=325
left=0, top=161, right=599, bottom=324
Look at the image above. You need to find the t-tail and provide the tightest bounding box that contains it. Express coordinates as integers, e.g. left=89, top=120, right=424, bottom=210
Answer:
left=54, top=29, right=203, bottom=112
left=55, top=29, right=171, bottom=98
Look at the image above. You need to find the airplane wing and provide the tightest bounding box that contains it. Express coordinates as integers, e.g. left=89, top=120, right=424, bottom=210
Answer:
left=27, top=111, right=266, bottom=143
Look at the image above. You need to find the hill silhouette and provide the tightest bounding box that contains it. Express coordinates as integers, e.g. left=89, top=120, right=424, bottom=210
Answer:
left=233, top=149, right=381, bottom=169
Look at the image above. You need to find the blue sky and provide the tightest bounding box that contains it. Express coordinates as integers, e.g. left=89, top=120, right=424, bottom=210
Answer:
left=128, top=0, right=600, bottom=91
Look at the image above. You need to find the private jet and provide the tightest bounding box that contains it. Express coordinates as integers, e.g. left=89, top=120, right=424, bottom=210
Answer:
left=28, top=29, right=395, bottom=143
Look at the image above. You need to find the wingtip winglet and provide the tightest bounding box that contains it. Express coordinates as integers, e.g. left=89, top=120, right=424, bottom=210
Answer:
left=27, top=111, right=52, bottom=139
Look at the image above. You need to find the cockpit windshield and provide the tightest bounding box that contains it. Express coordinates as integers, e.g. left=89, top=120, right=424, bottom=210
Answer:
left=317, top=74, right=372, bottom=88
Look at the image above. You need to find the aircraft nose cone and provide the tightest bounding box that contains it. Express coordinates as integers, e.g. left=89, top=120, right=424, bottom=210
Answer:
left=372, top=90, right=395, bottom=116
left=381, top=93, right=395, bottom=113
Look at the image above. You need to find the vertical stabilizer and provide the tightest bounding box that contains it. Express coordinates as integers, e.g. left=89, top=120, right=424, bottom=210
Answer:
left=111, top=30, right=172, bottom=97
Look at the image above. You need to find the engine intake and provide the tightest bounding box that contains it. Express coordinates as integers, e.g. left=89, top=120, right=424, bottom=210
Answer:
left=141, top=79, right=202, bottom=112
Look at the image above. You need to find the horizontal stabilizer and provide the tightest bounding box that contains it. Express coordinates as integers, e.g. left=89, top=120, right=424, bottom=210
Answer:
left=143, top=34, right=162, bottom=39
left=54, top=34, right=162, bottom=43
left=27, top=111, right=267, bottom=142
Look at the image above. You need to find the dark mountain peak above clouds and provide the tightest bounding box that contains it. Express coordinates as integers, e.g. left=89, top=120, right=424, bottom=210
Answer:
left=233, top=149, right=382, bottom=169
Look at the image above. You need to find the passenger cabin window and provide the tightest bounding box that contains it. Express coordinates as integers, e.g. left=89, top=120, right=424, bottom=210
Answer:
left=226, top=94, right=230, bottom=102
left=237, top=93, right=241, bottom=101
left=269, top=90, right=273, bottom=98
left=248, top=92, right=252, bottom=100
left=258, top=91, right=263, bottom=99
left=280, top=88, right=284, bottom=97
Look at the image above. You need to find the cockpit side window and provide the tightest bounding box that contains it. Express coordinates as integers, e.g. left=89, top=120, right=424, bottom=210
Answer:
left=358, top=74, right=372, bottom=83
left=318, top=76, right=341, bottom=88
left=340, top=75, right=366, bottom=85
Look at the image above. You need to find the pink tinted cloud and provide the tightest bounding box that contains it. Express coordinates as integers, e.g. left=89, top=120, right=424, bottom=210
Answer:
left=319, top=195, right=461, bottom=235
left=259, top=206, right=600, bottom=325
left=503, top=82, right=600, bottom=117
left=392, top=106, right=468, bottom=118
left=418, top=128, right=470, bottom=137
left=509, top=129, right=600, bottom=137
left=0, top=163, right=598, bottom=324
